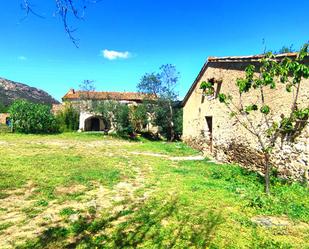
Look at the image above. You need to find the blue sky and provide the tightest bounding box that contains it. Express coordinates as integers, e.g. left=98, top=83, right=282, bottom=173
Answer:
left=0, top=0, right=308, bottom=101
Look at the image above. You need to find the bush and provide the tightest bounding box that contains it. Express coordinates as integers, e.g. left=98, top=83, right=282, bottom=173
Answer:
left=56, top=104, right=79, bottom=132
left=9, top=100, right=59, bottom=134
left=114, top=104, right=133, bottom=136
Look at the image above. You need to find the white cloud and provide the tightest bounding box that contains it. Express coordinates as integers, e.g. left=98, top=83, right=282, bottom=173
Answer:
left=18, top=56, right=27, bottom=61
left=102, top=49, right=130, bottom=60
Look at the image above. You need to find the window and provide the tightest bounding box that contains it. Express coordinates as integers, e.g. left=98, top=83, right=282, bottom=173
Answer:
left=200, top=78, right=222, bottom=101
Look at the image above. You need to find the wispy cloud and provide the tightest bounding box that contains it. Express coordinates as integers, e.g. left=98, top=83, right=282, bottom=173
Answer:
left=102, top=49, right=130, bottom=60
left=18, top=56, right=27, bottom=61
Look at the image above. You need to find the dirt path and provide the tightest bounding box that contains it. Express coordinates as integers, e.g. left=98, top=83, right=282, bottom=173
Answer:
left=129, top=151, right=205, bottom=161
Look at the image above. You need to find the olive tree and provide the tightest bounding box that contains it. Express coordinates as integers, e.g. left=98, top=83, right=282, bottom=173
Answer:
left=137, top=64, right=180, bottom=141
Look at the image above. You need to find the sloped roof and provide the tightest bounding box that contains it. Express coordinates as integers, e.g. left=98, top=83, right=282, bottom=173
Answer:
left=62, top=90, right=152, bottom=102
left=208, top=52, right=298, bottom=62
left=182, top=52, right=307, bottom=106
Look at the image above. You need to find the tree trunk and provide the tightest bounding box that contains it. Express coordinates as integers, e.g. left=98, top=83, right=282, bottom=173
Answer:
left=168, top=101, right=175, bottom=142
left=264, top=152, right=271, bottom=195
left=303, top=166, right=309, bottom=188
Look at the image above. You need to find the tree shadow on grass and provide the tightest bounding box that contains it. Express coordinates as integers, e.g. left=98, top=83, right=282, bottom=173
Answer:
left=18, top=196, right=224, bottom=249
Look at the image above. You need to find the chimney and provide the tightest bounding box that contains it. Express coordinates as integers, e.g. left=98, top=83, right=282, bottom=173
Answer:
left=68, top=88, right=75, bottom=94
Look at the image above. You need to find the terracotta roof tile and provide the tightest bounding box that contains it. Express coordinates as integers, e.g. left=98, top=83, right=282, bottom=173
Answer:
left=62, top=90, right=153, bottom=102
left=207, top=53, right=299, bottom=62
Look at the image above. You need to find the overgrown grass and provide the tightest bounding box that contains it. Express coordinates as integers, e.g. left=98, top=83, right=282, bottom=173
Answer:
left=0, top=133, right=308, bottom=248
left=177, top=160, right=309, bottom=221
left=0, top=124, right=10, bottom=133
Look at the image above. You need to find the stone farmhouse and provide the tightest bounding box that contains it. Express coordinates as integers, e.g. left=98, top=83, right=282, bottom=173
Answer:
left=182, top=53, right=309, bottom=180
left=62, top=89, right=153, bottom=132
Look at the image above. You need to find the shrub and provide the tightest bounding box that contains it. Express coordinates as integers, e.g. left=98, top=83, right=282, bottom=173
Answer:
left=9, top=100, right=59, bottom=134
left=56, top=104, right=79, bottom=132
left=114, top=104, right=133, bottom=136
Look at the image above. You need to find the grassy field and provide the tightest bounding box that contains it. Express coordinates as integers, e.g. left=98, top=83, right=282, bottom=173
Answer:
left=0, top=133, right=308, bottom=248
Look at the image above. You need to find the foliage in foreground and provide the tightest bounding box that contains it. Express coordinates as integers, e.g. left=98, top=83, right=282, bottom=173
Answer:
left=18, top=196, right=224, bottom=249
left=9, top=100, right=59, bottom=134
left=56, top=103, right=80, bottom=132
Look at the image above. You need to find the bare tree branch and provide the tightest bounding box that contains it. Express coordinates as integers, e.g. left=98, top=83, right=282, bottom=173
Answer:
left=21, top=0, right=102, bottom=47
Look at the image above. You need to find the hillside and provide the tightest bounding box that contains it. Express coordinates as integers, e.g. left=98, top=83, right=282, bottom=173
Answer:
left=0, top=77, right=59, bottom=107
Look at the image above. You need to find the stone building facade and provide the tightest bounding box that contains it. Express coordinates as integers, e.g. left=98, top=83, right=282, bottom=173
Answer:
left=62, top=89, right=155, bottom=132
left=182, top=53, right=309, bottom=181
left=0, top=113, right=9, bottom=125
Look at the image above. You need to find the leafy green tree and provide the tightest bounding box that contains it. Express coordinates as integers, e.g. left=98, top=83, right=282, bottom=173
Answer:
left=93, top=100, right=118, bottom=131
left=114, top=104, right=133, bottom=136
left=173, top=107, right=183, bottom=140
left=137, top=64, right=181, bottom=141
left=56, top=104, right=80, bottom=132
left=209, top=44, right=309, bottom=193
left=9, top=100, right=59, bottom=134
left=93, top=100, right=135, bottom=136
left=130, top=104, right=149, bottom=132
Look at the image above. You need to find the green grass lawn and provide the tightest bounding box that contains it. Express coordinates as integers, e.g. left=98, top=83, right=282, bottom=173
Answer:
left=0, top=133, right=308, bottom=248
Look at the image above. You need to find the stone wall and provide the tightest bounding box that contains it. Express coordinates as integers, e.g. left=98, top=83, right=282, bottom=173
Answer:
left=0, top=113, right=9, bottom=125
left=183, top=60, right=309, bottom=181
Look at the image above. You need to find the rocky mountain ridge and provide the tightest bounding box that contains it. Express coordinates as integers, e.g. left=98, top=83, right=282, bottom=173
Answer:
left=0, top=77, right=59, bottom=107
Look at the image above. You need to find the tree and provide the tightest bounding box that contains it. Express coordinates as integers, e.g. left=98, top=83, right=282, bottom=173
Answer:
left=9, top=100, right=59, bottom=134
left=114, top=104, right=133, bottom=136
left=204, top=44, right=309, bottom=194
left=274, top=45, right=296, bottom=54
left=130, top=104, right=149, bottom=133
left=92, top=100, right=117, bottom=131
left=56, top=103, right=80, bottom=131
left=79, top=79, right=96, bottom=92
left=79, top=79, right=96, bottom=111
left=137, top=64, right=180, bottom=141
left=21, top=0, right=101, bottom=47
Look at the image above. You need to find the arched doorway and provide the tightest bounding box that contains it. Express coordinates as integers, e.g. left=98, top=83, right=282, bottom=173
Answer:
left=84, top=116, right=103, bottom=131
left=5, top=117, right=11, bottom=126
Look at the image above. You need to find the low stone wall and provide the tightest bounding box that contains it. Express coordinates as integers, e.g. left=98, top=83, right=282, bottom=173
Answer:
left=184, top=128, right=309, bottom=182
